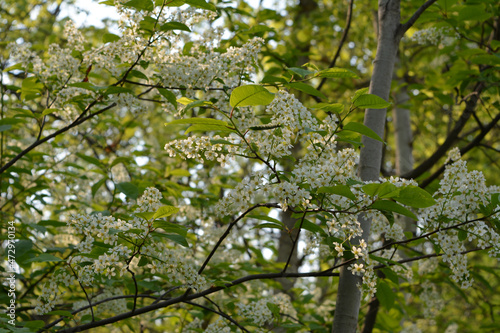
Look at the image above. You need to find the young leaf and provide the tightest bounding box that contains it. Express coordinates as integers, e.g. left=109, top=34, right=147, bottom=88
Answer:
left=343, top=122, right=385, bottom=143
left=166, top=117, right=229, bottom=127
left=310, top=103, right=344, bottom=114
left=376, top=280, right=395, bottom=309
left=230, top=85, right=275, bottom=107
left=185, top=124, right=236, bottom=134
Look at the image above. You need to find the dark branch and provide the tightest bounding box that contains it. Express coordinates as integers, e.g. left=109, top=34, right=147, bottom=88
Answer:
left=399, top=0, right=439, bottom=36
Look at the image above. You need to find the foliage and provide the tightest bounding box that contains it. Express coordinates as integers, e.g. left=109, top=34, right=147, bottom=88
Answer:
left=0, top=0, right=499, bottom=332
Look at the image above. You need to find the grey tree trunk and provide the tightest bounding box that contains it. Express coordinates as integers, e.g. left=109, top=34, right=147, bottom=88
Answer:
left=332, top=1, right=402, bottom=332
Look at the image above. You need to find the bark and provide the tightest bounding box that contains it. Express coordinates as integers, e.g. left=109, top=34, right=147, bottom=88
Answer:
left=332, top=1, right=402, bottom=332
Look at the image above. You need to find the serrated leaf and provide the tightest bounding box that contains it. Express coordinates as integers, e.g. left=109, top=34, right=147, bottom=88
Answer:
left=395, top=186, right=436, bottom=208
left=343, top=122, right=385, bottom=143
left=230, top=85, right=275, bottom=107
left=25, top=253, right=63, bottom=263
left=160, top=22, right=191, bottom=32
left=317, top=185, right=357, bottom=201
left=352, top=87, right=369, bottom=101
left=369, top=200, right=417, bottom=220
left=315, top=67, right=359, bottom=79
left=116, top=182, right=139, bottom=199
left=153, top=205, right=179, bottom=219
left=286, top=82, right=327, bottom=99
left=353, top=94, right=391, bottom=109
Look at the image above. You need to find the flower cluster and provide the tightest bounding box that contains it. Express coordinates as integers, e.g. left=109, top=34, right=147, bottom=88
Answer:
left=237, top=293, right=295, bottom=326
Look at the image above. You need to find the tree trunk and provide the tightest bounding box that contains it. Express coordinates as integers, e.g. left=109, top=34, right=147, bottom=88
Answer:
left=332, top=1, right=402, bottom=332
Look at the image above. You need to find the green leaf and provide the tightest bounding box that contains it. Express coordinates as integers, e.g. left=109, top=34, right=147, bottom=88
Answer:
left=317, top=185, right=357, bottom=201
left=67, top=82, right=99, bottom=91
left=164, top=0, right=185, bottom=6
left=166, top=117, right=229, bottom=127
left=47, top=310, right=73, bottom=317
left=246, top=25, right=274, bottom=34
left=25, top=253, right=63, bottom=263
left=116, top=182, right=139, bottom=199
left=369, top=200, right=417, bottom=220
left=310, top=103, right=344, bottom=114
left=158, top=88, right=177, bottom=109
left=184, top=0, right=216, bottom=11
left=168, top=169, right=191, bottom=177
left=104, top=86, right=133, bottom=95
left=124, top=0, right=154, bottom=11
left=394, top=186, right=436, bottom=208
left=153, top=205, right=179, bottom=219
left=353, top=94, right=391, bottom=109
left=41, top=108, right=60, bottom=116
left=92, top=178, right=108, bottom=197
left=362, top=182, right=399, bottom=198
left=286, top=82, right=327, bottom=99
left=103, top=33, right=121, bottom=43
left=343, top=122, right=385, bottom=143
left=160, top=22, right=191, bottom=32
left=128, top=69, right=149, bottom=81
left=152, top=232, right=189, bottom=247
left=352, top=87, right=369, bottom=101
left=0, top=124, right=12, bottom=132
left=136, top=212, right=155, bottom=221
left=21, top=76, right=44, bottom=101
left=76, top=153, right=103, bottom=168
left=230, top=85, right=275, bottom=107
left=287, top=67, right=314, bottom=78
left=315, top=67, right=359, bottom=79
left=185, top=124, right=236, bottom=134
left=294, top=220, right=325, bottom=235
left=380, top=268, right=400, bottom=284
left=153, top=221, right=187, bottom=236
left=38, top=220, right=66, bottom=227
left=458, top=5, right=492, bottom=22
left=376, top=280, right=395, bottom=309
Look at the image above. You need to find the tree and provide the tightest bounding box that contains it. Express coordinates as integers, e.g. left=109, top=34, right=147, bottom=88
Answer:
left=1, top=0, right=499, bottom=332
